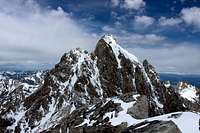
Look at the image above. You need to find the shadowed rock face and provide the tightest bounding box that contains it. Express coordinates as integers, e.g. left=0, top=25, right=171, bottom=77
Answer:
left=0, top=35, right=199, bottom=133
left=94, top=38, right=140, bottom=97
left=95, top=39, right=121, bottom=97
left=122, top=120, right=181, bottom=133
left=143, top=59, right=186, bottom=113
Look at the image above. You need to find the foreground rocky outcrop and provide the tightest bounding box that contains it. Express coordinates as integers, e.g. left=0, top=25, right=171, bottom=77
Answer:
left=123, top=120, right=181, bottom=133
left=0, top=35, right=199, bottom=133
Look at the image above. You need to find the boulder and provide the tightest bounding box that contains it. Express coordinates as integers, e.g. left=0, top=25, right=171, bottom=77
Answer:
left=127, top=95, right=149, bottom=119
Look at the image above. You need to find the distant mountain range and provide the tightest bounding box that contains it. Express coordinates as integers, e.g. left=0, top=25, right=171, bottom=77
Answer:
left=0, top=63, right=52, bottom=71
left=160, top=73, right=200, bottom=88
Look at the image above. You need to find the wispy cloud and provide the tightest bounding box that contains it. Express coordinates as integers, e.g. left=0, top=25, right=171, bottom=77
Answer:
left=159, top=17, right=182, bottom=27
left=116, top=34, right=165, bottom=46
left=134, top=16, right=155, bottom=27
left=128, top=43, right=200, bottom=74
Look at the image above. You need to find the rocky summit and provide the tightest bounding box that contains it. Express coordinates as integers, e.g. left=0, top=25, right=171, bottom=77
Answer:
left=0, top=35, right=200, bottom=133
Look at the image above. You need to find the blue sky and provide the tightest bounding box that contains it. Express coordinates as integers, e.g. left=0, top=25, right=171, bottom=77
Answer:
left=0, top=0, right=200, bottom=74
left=37, top=0, right=200, bottom=42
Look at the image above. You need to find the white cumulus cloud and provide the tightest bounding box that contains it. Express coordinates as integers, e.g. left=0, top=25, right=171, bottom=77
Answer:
left=181, top=7, right=200, bottom=28
left=135, top=16, right=155, bottom=27
left=123, top=0, right=145, bottom=10
left=0, top=0, right=97, bottom=65
left=111, top=0, right=120, bottom=7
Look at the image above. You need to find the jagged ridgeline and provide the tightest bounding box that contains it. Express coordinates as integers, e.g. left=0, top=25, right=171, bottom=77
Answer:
left=0, top=35, right=199, bottom=133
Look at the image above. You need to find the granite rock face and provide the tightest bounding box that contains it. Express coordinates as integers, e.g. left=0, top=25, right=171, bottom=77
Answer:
left=0, top=35, right=199, bottom=133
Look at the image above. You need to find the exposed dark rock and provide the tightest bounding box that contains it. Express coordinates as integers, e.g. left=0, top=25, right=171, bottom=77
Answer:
left=122, top=120, right=181, bottom=133
left=94, top=38, right=138, bottom=97
left=143, top=59, right=188, bottom=114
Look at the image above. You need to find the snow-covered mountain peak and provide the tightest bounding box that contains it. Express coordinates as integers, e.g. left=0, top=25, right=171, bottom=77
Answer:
left=176, top=82, right=199, bottom=102
left=177, top=82, right=195, bottom=90
left=97, top=34, right=139, bottom=68
left=101, top=34, right=117, bottom=45
left=1, top=35, right=200, bottom=133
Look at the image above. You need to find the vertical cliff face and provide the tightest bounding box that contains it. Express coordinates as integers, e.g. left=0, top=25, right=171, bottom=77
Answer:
left=0, top=35, right=199, bottom=133
left=94, top=35, right=139, bottom=97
